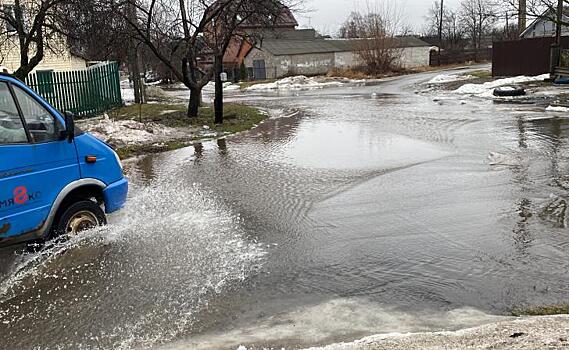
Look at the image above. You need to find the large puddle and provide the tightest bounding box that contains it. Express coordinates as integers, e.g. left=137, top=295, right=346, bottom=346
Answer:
left=1, top=69, right=569, bottom=349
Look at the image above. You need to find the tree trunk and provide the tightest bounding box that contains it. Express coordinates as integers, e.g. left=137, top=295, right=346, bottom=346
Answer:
left=188, top=86, right=201, bottom=118
left=214, top=55, right=223, bottom=125
left=127, top=0, right=143, bottom=104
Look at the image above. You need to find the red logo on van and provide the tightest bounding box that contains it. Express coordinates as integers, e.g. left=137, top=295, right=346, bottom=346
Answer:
left=13, top=187, right=28, bottom=205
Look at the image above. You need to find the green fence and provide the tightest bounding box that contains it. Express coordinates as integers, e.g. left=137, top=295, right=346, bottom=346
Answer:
left=25, top=61, right=123, bottom=118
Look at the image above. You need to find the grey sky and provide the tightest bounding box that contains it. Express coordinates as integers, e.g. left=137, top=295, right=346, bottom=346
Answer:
left=296, top=0, right=462, bottom=36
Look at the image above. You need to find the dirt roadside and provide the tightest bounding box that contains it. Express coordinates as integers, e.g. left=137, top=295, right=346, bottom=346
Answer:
left=307, top=315, right=569, bottom=350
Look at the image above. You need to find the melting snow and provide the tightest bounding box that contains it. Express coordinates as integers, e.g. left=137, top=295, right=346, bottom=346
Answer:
left=453, top=74, right=549, bottom=96
left=546, top=105, right=569, bottom=113
left=427, top=74, right=475, bottom=84
left=245, top=76, right=364, bottom=92
left=203, top=82, right=241, bottom=93
left=121, top=88, right=135, bottom=104
left=79, top=115, right=182, bottom=147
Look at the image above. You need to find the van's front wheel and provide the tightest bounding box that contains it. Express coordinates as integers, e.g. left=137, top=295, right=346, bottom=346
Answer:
left=56, top=201, right=107, bottom=236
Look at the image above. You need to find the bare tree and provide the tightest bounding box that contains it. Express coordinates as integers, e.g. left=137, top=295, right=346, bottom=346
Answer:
left=425, top=1, right=466, bottom=50
left=0, top=0, right=74, bottom=80
left=338, top=12, right=363, bottom=38
left=505, top=0, right=569, bottom=27
left=205, top=0, right=296, bottom=123
left=120, top=0, right=298, bottom=120
left=459, top=0, right=498, bottom=51
left=338, top=2, right=406, bottom=74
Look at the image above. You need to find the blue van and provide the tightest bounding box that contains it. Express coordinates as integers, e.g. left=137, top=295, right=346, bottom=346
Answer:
left=0, top=73, right=128, bottom=248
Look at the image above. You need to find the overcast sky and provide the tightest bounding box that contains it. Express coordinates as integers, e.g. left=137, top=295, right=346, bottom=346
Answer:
left=296, top=0, right=462, bottom=36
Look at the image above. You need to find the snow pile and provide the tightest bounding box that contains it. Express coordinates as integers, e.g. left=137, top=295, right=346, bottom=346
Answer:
left=203, top=81, right=240, bottom=93
left=121, top=88, right=135, bottom=104
left=546, top=105, right=569, bottom=113
left=427, top=74, right=475, bottom=84
left=80, top=115, right=180, bottom=147
left=454, top=74, right=549, bottom=96
left=246, top=75, right=346, bottom=91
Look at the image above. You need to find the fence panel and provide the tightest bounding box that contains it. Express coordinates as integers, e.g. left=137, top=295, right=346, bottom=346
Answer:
left=430, top=49, right=493, bottom=66
left=492, top=38, right=559, bottom=76
left=25, top=62, right=122, bottom=118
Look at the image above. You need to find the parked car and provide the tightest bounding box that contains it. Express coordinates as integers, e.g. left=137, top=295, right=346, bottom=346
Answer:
left=0, top=72, right=128, bottom=248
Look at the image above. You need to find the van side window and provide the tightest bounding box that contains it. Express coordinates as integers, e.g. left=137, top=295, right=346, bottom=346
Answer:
left=0, top=82, right=28, bottom=145
left=12, top=85, right=64, bottom=143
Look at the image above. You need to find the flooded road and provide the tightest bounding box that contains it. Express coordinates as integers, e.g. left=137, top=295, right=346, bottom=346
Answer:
left=2, top=68, right=569, bottom=349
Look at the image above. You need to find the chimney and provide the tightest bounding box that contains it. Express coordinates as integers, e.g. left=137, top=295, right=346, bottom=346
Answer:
left=518, top=0, right=527, bottom=35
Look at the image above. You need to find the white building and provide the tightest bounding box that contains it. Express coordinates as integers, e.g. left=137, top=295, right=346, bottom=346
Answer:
left=244, top=35, right=433, bottom=80
left=0, top=0, right=87, bottom=73
left=520, top=8, right=569, bottom=38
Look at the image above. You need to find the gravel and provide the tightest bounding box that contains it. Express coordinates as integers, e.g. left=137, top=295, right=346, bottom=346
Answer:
left=307, top=315, right=569, bottom=350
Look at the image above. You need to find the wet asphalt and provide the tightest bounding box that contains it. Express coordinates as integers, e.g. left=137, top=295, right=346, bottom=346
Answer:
left=1, top=67, right=569, bottom=349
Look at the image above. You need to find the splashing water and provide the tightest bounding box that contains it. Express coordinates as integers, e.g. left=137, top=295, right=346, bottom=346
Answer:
left=0, top=176, right=267, bottom=350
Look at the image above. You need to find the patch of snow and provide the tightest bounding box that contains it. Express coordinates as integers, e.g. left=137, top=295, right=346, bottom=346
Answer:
left=203, top=82, right=240, bottom=93
left=454, top=74, right=549, bottom=96
left=546, top=105, right=569, bottom=113
left=121, top=88, right=135, bottom=104
left=80, top=114, right=180, bottom=147
left=496, top=86, right=517, bottom=91
left=245, top=75, right=358, bottom=92
left=427, top=74, right=475, bottom=84
left=145, top=80, right=162, bottom=86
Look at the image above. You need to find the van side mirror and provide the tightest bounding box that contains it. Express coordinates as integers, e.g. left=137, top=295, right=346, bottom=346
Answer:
left=64, top=111, right=75, bottom=143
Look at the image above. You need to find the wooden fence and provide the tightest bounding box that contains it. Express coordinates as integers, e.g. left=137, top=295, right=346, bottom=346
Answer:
left=25, top=61, right=122, bottom=117
left=430, top=48, right=493, bottom=66
left=492, top=37, right=569, bottom=76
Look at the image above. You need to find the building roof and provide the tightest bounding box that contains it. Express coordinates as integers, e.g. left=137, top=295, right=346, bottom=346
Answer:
left=238, top=4, right=298, bottom=29
left=520, top=7, right=569, bottom=38
left=261, top=40, right=338, bottom=55
left=260, top=36, right=431, bottom=56
left=266, top=29, right=319, bottom=40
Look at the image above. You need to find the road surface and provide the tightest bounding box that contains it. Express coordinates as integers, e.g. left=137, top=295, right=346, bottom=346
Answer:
left=1, top=67, right=569, bottom=349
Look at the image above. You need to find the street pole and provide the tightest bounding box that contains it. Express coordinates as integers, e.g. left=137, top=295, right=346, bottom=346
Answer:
left=214, top=55, right=224, bottom=124
left=518, top=0, right=526, bottom=36
left=551, top=0, right=563, bottom=77
left=438, top=0, right=444, bottom=66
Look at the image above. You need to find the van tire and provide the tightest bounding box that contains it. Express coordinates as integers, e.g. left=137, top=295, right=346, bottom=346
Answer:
left=54, top=200, right=107, bottom=237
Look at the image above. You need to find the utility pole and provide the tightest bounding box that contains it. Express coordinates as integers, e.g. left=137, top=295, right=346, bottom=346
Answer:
left=518, top=0, right=526, bottom=36
left=214, top=54, right=224, bottom=124
left=438, top=0, right=444, bottom=66
left=551, top=0, right=564, bottom=76
left=127, top=0, right=144, bottom=104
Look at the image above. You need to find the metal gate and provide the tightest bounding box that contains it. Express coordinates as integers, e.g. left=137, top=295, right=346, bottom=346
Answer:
left=25, top=61, right=122, bottom=117
left=253, top=60, right=267, bottom=80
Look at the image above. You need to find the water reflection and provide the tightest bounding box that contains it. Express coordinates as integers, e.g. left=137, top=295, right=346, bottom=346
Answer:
left=217, top=138, right=228, bottom=156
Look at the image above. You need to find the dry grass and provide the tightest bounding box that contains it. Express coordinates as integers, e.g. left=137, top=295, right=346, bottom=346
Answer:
left=512, top=304, right=569, bottom=317
left=326, top=68, right=373, bottom=79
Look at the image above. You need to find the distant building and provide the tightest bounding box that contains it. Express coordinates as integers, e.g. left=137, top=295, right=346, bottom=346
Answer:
left=520, top=8, right=569, bottom=38
left=204, top=2, right=432, bottom=80
left=244, top=35, right=433, bottom=79
left=0, top=0, right=88, bottom=73
left=203, top=1, right=298, bottom=75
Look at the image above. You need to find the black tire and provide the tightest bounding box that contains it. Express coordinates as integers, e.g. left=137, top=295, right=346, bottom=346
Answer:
left=493, top=86, right=526, bottom=97
left=53, top=200, right=107, bottom=238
